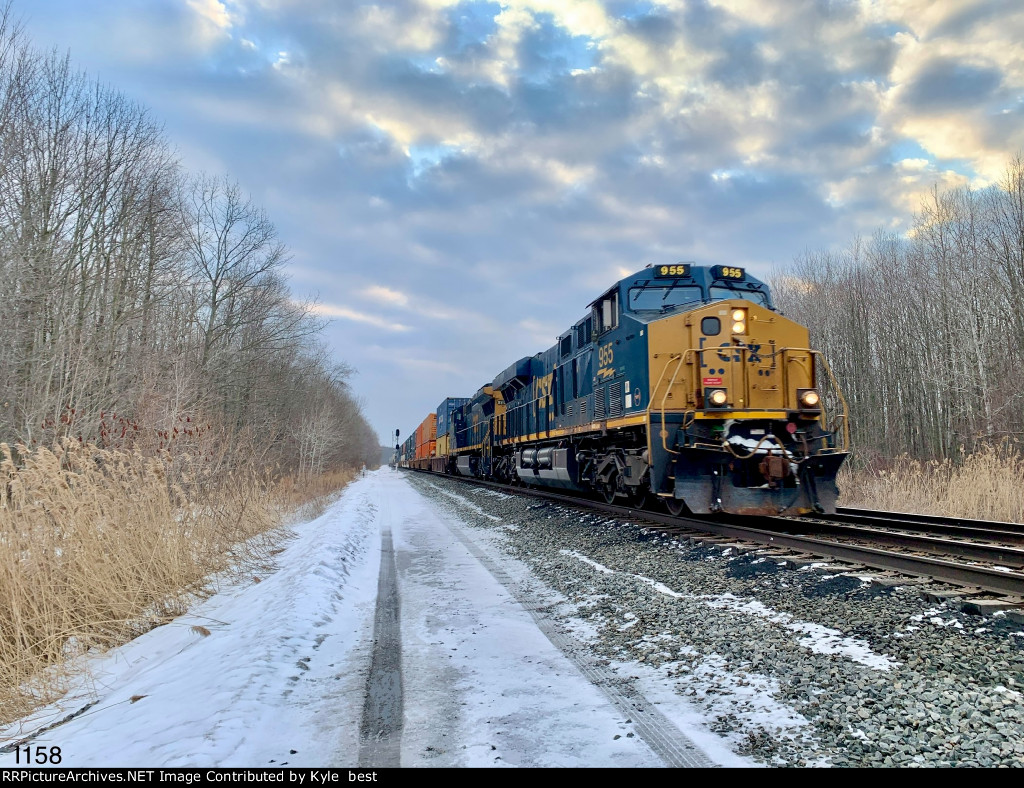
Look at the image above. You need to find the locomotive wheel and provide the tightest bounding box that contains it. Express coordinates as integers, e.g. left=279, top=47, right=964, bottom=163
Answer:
left=600, top=474, right=618, bottom=504
left=664, top=497, right=687, bottom=516
left=630, top=484, right=650, bottom=510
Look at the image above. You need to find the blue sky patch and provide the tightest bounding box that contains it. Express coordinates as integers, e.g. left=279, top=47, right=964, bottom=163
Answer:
left=517, top=13, right=600, bottom=84
left=888, top=139, right=934, bottom=164
left=407, top=143, right=461, bottom=180
left=607, top=0, right=661, bottom=21
left=446, top=0, right=502, bottom=53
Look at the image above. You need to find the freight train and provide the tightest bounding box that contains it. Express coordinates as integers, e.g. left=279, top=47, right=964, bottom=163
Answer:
left=398, top=263, right=849, bottom=516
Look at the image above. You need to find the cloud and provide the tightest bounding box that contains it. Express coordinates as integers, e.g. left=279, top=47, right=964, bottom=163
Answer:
left=19, top=0, right=1024, bottom=441
left=362, top=285, right=411, bottom=307
left=902, top=56, right=1002, bottom=110
left=186, top=0, right=235, bottom=34
left=309, top=303, right=412, bottom=332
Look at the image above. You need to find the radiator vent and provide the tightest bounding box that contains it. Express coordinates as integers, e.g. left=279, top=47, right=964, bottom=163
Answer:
left=609, top=381, right=623, bottom=418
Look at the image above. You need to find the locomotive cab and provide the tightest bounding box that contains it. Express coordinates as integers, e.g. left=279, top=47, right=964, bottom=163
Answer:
left=642, top=265, right=848, bottom=515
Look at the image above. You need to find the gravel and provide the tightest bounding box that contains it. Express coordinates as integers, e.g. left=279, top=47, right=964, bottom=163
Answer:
left=406, top=472, right=1024, bottom=767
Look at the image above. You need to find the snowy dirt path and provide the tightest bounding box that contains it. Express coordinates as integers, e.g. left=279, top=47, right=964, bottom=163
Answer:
left=0, top=468, right=720, bottom=768
left=386, top=470, right=693, bottom=767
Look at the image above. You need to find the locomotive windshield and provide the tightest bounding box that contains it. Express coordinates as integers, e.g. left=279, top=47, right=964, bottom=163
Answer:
left=629, top=285, right=703, bottom=312
left=708, top=285, right=770, bottom=308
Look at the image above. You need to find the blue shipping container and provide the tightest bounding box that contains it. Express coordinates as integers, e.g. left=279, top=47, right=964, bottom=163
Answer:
left=437, top=397, right=471, bottom=439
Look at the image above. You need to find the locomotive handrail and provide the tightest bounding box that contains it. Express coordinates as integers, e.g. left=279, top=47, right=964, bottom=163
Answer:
left=829, top=412, right=849, bottom=450
left=654, top=353, right=685, bottom=454
left=655, top=346, right=725, bottom=454
left=651, top=344, right=850, bottom=454
left=780, top=346, right=850, bottom=452
left=809, top=349, right=850, bottom=451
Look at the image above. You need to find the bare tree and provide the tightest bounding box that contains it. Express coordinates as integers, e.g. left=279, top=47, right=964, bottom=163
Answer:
left=773, top=154, right=1024, bottom=466
left=0, top=17, right=379, bottom=478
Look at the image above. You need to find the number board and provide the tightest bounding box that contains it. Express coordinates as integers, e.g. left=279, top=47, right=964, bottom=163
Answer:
left=654, top=263, right=691, bottom=278
left=711, top=265, right=745, bottom=280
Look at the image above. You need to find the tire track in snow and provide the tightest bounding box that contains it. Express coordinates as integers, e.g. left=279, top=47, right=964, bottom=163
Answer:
left=358, top=489, right=404, bottom=767
left=433, top=495, right=715, bottom=769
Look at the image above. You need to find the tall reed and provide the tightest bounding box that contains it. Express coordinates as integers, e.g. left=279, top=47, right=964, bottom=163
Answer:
left=0, top=439, right=316, bottom=722
left=838, top=444, right=1024, bottom=523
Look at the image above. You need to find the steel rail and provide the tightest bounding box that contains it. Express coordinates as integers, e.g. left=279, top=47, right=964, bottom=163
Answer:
left=831, top=507, right=1024, bottom=540
left=407, top=469, right=1024, bottom=597
left=768, top=519, right=1024, bottom=568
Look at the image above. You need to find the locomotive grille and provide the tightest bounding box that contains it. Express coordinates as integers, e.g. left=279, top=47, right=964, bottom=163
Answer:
left=567, top=403, right=574, bottom=418
left=594, top=387, right=606, bottom=419
left=609, top=381, right=623, bottom=418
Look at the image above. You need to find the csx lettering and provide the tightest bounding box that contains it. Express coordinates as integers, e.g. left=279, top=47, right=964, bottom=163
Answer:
left=717, top=342, right=741, bottom=363
left=712, top=340, right=767, bottom=365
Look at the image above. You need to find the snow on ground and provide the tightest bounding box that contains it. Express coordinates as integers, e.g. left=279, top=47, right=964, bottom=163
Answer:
left=2, top=467, right=748, bottom=768
left=389, top=473, right=663, bottom=767
left=559, top=550, right=898, bottom=671
left=0, top=473, right=384, bottom=767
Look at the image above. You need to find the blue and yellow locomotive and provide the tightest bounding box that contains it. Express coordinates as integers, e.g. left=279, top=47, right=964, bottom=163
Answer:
left=406, top=263, right=849, bottom=516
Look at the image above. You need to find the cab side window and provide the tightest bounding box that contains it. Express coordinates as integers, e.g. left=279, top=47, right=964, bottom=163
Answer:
left=594, top=291, right=619, bottom=334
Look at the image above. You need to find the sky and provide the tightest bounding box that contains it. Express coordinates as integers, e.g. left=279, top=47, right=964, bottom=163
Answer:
left=13, top=0, right=1024, bottom=443
left=0, top=468, right=900, bottom=767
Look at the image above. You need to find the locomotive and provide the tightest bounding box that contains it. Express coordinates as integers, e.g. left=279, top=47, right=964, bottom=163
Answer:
left=400, top=263, right=849, bottom=516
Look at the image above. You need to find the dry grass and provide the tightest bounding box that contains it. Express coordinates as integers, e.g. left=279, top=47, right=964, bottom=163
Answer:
left=0, top=440, right=354, bottom=724
left=275, top=468, right=358, bottom=524
left=838, top=444, right=1024, bottom=523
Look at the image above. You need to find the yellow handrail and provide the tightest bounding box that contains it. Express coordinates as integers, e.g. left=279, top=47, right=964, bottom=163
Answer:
left=657, top=353, right=686, bottom=454
left=809, top=349, right=850, bottom=451
left=648, top=344, right=850, bottom=453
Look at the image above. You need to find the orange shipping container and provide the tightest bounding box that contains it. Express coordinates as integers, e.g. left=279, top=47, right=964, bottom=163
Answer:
left=415, top=413, right=437, bottom=460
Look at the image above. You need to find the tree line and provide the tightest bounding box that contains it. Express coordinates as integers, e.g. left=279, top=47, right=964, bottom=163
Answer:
left=0, top=11, right=378, bottom=477
left=771, top=156, right=1024, bottom=466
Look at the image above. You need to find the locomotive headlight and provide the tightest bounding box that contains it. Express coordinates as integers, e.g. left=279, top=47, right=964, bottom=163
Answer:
left=730, top=308, right=746, bottom=334
left=732, top=321, right=746, bottom=333
left=709, top=388, right=728, bottom=407
left=797, top=388, right=821, bottom=410
left=731, top=309, right=745, bottom=321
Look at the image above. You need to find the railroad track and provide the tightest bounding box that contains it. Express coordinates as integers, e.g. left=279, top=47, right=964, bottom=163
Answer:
left=771, top=511, right=1024, bottom=571
left=406, top=469, right=1024, bottom=603
left=830, top=506, right=1024, bottom=543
